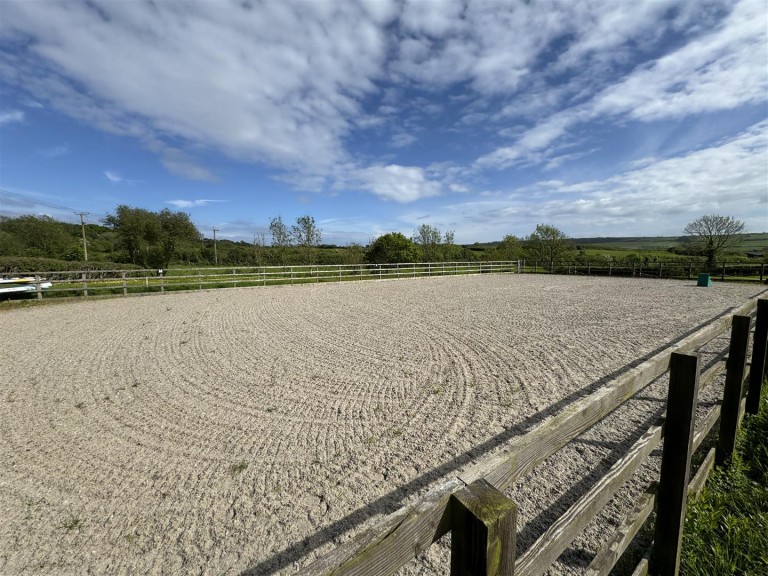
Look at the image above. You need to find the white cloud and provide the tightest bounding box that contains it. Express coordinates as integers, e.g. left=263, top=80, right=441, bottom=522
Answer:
left=390, top=132, right=417, bottom=148
left=1, top=0, right=765, bottom=212
left=591, top=0, right=767, bottom=122
left=0, top=110, right=24, bottom=125
left=38, top=144, right=70, bottom=158
left=477, top=0, right=767, bottom=169
left=449, top=120, right=768, bottom=240
left=103, top=170, right=144, bottom=185
left=355, top=164, right=442, bottom=203
left=0, top=0, right=391, bottom=179
left=166, top=199, right=222, bottom=209
left=159, top=150, right=215, bottom=183
left=104, top=170, right=122, bottom=183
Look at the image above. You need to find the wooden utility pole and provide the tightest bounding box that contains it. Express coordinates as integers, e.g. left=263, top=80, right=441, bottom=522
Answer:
left=212, top=228, right=219, bottom=265
left=76, top=212, right=89, bottom=261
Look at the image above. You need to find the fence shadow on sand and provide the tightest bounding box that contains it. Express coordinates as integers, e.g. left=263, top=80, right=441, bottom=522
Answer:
left=238, top=302, right=746, bottom=576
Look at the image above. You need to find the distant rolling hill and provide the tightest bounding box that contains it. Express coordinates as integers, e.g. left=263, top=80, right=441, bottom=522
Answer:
left=571, top=233, right=768, bottom=254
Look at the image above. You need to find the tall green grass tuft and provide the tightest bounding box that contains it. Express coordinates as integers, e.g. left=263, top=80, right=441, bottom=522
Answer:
left=681, top=380, right=768, bottom=576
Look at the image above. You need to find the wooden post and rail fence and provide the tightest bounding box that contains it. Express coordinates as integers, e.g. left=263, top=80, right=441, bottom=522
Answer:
left=12, top=260, right=520, bottom=300
left=524, top=259, right=766, bottom=282
left=296, top=295, right=768, bottom=576
left=9, top=259, right=765, bottom=301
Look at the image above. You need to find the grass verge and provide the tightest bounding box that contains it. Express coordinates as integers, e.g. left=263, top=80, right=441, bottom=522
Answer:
left=681, top=380, right=768, bottom=576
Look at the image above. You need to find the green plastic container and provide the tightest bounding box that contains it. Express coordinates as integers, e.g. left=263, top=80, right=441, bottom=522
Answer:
left=697, top=273, right=712, bottom=287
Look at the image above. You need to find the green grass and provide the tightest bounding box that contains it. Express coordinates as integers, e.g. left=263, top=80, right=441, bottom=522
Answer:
left=579, top=248, right=689, bottom=260
left=60, top=512, right=83, bottom=531
left=680, top=380, right=768, bottom=576
left=572, top=233, right=768, bottom=254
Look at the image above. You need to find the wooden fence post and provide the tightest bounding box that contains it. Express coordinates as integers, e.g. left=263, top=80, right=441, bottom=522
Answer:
left=451, top=479, right=517, bottom=576
left=35, top=275, right=42, bottom=300
left=160, top=273, right=164, bottom=293
left=291, top=267, right=294, bottom=285
left=716, top=315, right=751, bottom=465
left=82, top=271, right=88, bottom=297
left=233, top=269, right=237, bottom=288
left=122, top=271, right=127, bottom=296
left=761, top=263, right=765, bottom=283
left=659, top=263, right=663, bottom=278
left=721, top=262, right=726, bottom=281
left=688, top=261, right=692, bottom=280
left=746, top=299, right=768, bottom=414
left=198, top=270, right=202, bottom=290
left=651, top=352, right=700, bottom=576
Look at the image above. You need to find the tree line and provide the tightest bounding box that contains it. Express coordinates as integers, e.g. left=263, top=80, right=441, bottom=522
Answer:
left=0, top=207, right=751, bottom=270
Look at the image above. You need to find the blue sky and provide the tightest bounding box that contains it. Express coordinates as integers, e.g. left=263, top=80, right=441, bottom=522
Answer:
left=0, top=0, right=766, bottom=245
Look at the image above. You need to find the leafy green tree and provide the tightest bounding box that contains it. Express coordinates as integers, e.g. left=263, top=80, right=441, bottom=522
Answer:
left=366, top=232, right=419, bottom=264
left=103, top=205, right=199, bottom=267
left=291, top=215, right=322, bottom=265
left=684, top=214, right=745, bottom=269
left=157, top=209, right=200, bottom=267
left=413, top=224, right=442, bottom=261
left=440, top=230, right=464, bottom=261
left=0, top=215, right=72, bottom=258
left=0, top=228, right=25, bottom=257
left=343, top=242, right=365, bottom=265
left=489, top=234, right=522, bottom=261
left=269, top=216, right=290, bottom=265
left=526, top=224, right=571, bottom=271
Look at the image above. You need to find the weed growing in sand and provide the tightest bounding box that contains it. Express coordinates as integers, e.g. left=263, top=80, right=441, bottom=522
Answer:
left=230, top=460, right=249, bottom=474
left=265, top=406, right=275, bottom=413
left=365, top=436, right=377, bottom=445
left=61, top=513, right=83, bottom=531
left=74, top=401, right=85, bottom=409
left=431, top=387, right=442, bottom=395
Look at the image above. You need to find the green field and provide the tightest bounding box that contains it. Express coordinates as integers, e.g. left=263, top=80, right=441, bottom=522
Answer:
left=571, top=233, right=768, bottom=254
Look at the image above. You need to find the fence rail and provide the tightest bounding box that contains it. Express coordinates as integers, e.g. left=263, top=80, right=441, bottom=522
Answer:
left=5, top=260, right=520, bottom=300
left=298, top=293, right=768, bottom=576
left=525, top=260, right=766, bottom=282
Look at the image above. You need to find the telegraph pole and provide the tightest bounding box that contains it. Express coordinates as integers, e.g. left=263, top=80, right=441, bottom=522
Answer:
left=212, top=228, right=219, bottom=265
left=76, top=212, right=89, bottom=261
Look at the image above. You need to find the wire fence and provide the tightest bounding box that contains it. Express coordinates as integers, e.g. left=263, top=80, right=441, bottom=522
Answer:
left=524, top=260, right=766, bottom=282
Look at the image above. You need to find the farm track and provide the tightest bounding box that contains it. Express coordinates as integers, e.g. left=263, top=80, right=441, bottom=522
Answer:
left=0, top=275, right=762, bottom=575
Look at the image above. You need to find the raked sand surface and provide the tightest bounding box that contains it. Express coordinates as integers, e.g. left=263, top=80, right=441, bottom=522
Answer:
left=0, top=274, right=764, bottom=575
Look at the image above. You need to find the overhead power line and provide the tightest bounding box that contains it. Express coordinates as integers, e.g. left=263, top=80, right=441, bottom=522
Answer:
left=0, top=188, right=104, bottom=220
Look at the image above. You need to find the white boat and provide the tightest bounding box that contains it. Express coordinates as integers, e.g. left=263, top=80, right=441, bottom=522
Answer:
left=0, top=277, right=53, bottom=294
